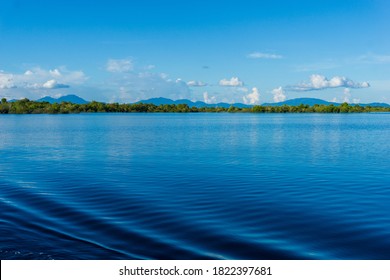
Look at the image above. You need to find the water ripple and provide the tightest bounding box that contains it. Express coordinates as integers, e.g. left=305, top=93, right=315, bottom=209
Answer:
left=1, top=113, right=389, bottom=259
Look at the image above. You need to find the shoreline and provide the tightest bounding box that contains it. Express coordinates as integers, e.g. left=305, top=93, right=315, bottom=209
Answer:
left=1, top=99, right=390, bottom=114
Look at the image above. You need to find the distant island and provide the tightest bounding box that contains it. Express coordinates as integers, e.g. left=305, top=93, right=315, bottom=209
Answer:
left=1, top=95, right=390, bottom=114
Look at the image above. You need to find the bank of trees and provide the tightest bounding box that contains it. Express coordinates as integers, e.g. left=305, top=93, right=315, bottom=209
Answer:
left=0, top=98, right=389, bottom=114
left=251, top=103, right=376, bottom=113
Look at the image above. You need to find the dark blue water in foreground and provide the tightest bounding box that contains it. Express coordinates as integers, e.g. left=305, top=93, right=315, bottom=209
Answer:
left=1, top=113, right=389, bottom=260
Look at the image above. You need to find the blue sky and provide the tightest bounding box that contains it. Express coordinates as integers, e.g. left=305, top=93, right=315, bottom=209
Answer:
left=1, top=0, right=389, bottom=104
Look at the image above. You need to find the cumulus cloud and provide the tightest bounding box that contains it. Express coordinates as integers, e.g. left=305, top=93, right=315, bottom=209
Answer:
left=203, top=92, right=217, bottom=104
left=21, top=78, right=69, bottom=90
left=219, top=77, right=243, bottom=87
left=42, top=79, right=70, bottom=89
left=340, top=88, right=359, bottom=104
left=106, top=58, right=133, bottom=73
left=0, top=67, right=86, bottom=100
left=187, top=80, right=207, bottom=87
left=49, top=69, right=62, bottom=77
left=0, top=72, right=16, bottom=89
left=272, top=87, right=287, bottom=102
left=288, top=74, right=370, bottom=91
left=243, top=87, right=260, bottom=105
left=330, top=89, right=361, bottom=104
left=24, top=70, right=34, bottom=76
left=248, top=52, right=283, bottom=59
left=342, top=88, right=352, bottom=103
left=20, top=67, right=86, bottom=85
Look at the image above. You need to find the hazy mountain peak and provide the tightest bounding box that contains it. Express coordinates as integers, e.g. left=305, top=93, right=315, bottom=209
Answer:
left=37, top=95, right=89, bottom=104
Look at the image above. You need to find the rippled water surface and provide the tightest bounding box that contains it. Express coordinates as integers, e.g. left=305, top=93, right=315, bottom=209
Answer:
left=1, top=113, right=389, bottom=259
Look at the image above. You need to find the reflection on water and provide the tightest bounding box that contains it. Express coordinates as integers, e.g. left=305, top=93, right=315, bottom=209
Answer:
left=1, top=113, right=389, bottom=259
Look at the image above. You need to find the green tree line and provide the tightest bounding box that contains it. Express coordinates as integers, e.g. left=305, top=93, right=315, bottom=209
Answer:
left=1, top=98, right=389, bottom=114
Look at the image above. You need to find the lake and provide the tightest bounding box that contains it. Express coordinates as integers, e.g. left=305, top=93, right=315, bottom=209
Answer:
left=1, top=113, right=389, bottom=259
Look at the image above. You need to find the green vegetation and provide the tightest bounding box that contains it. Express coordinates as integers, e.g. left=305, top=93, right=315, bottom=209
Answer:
left=0, top=98, right=389, bottom=114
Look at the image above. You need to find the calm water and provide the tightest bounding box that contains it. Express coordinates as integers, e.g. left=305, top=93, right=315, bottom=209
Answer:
left=1, top=113, right=389, bottom=260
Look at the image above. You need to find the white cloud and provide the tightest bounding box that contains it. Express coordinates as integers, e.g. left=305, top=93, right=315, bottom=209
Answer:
left=203, top=92, right=217, bottom=104
left=49, top=69, right=62, bottom=77
left=106, top=71, right=192, bottom=103
left=20, top=67, right=86, bottom=85
left=248, top=52, right=283, bottom=59
left=42, top=79, right=69, bottom=89
left=288, top=74, right=370, bottom=91
left=0, top=67, right=87, bottom=100
left=219, top=77, right=243, bottom=87
left=243, top=87, right=260, bottom=105
left=21, top=79, right=70, bottom=90
left=175, top=78, right=185, bottom=84
left=106, top=58, right=133, bottom=73
left=187, top=80, right=207, bottom=87
left=336, top=88, right=360, bottom=104
left=0, top=72, right=16, bottom=89
left=272, top=86, right=287, bottom=102
left=343, top=88, right=351, bottom=103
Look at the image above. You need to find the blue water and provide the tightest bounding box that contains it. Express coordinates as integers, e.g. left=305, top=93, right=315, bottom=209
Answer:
left=1, top=113, right=389, bottom=260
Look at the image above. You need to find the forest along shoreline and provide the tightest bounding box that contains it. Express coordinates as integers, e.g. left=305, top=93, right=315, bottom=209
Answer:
left=1, top=98, right=390, bottom=114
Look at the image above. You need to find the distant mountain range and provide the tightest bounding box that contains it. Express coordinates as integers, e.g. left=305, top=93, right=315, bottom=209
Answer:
left=137, top=97, right=390, bottom=108
left=37, top=94, right=89, bottom=104
left=13, top=95, right=387, bottom=108
left=135, top=97, right=252, bottom=108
